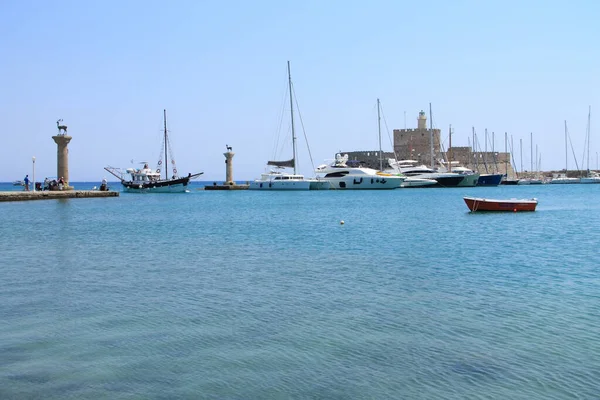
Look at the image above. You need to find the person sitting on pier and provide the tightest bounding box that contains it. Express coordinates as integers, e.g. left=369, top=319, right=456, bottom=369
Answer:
left=58, top=177, right=65, bottom=190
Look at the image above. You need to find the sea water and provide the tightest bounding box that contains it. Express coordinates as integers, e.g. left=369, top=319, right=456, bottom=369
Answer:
left=1, top=182, right=599, bottom=399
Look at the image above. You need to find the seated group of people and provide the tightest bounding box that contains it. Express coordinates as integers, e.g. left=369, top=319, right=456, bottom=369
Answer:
left=42, top=177, right=65, bottom=191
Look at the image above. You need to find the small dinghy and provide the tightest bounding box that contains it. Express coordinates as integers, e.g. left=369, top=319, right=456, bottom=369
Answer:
left=463, top=196, right=538, bottom=212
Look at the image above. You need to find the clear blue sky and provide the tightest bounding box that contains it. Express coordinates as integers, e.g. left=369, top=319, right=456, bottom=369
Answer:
left=1, top=0, right=599, bottom=181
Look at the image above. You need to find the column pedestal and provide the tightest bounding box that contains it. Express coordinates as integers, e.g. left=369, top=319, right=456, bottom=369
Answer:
left=52, top=135, right=73, bottom=190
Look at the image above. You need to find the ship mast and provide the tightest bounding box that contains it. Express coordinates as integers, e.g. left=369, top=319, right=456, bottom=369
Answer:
left=377, top=98, right=382, bottom=171
left=429, top=103, right=434, bottom=169
left=288, top=61, right=297, bottom=175
left=164, top=109, right=168, bottom=180
left=448, top=124, right=452, bottom=172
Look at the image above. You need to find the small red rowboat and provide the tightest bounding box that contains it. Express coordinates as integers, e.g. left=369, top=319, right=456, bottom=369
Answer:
left=463, top=196, right=538, bottom=212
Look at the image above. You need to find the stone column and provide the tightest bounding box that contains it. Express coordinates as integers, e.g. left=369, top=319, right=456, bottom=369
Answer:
left=52, top=135, right=72, bottom=187
left=224, top=151, right=235, bottom=184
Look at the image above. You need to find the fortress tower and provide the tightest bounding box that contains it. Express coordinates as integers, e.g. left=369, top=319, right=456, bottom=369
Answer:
left=417, top=110, right=427, bottom=130
left=393, top=110, right=441, bottom=166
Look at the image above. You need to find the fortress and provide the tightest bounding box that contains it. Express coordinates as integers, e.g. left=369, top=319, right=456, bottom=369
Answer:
left=343, top=110, right=517, bottom=178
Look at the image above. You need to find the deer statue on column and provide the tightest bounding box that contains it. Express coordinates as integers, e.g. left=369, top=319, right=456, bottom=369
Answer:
left=56, top=119, right=68, bottom=135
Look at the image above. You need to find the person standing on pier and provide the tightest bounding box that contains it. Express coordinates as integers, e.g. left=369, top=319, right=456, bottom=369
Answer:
left=23, top=174, right=29, bottom=191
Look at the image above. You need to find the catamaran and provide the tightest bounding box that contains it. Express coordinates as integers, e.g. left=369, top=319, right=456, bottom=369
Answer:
left=249, top=62, right=315, bottom=190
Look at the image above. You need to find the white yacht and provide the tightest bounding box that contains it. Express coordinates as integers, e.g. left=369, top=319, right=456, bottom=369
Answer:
left=249, top=167, right=313, bottom=190
left=401, top=177, right=438, bottom=188
left=517, top=178, right=544, bottom=185
left=386, top=159, right=465, bottom=187
left=580, top=171, right=600, bottom=184
left=311, top=154, right=404, bottom=190
left=436, top=161, right=480, bottom=187
left=549, top=173, right=580, bottom=184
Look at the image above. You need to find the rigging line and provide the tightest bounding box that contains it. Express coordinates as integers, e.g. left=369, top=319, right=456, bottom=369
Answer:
left=155, top=115, right=166, bottom=167
left=508, top=136, right=519, bottom=177
left=582, top=121, right=589, bottom=171
left=272, top=79, right=289, bottom=160
left=566, top=124, right=581, bottom=172
left=380, top=104, right=399, bottom=166
left=487, top=132, right=500, bottom=173
left=582, top=108, right=591, bottom=171
left=291, top=82, right=317, bottom=175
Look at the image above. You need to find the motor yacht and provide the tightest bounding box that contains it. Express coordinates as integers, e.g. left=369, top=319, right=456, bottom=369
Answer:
left=311, top=154, right=404, bottom=190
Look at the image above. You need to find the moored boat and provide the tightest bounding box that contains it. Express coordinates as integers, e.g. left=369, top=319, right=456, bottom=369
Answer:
left=249, top=61, right=314, bottom=191
left=311, top=154, right=404, bottom=190
left=580, top=173, right=600, bottom=184
left=387, top=159, right=464, bottom=187
left=437, top=162, right=479, bottom=187
left=104, top=110, right=202, bottom=193
left=463, top=196, right=538, bottom=212
left=477, top=173, right=503, bottom=186
left=401, top=177, right=438, bottom=188
left=549, top=174, right=579, bottom=184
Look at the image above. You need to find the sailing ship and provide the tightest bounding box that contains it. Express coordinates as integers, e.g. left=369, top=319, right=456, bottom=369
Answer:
left=104, top=110, right=203, bottom=193
left=249, top=62, right=314, bottom=190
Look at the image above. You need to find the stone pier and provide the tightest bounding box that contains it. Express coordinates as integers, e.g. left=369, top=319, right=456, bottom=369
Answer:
left=0, top=190, right=119, bottom=202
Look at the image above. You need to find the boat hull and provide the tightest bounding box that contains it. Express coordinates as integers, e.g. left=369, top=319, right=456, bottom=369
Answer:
left=122, top=176, right=191, bottom=193
left=549, top=178, right=580, bottom=184
left=477, top=174, right=503, bottom=186
left=249, top=180, right=311, bottom=190
left=463, top=196, right=538, bottom=212
left=580, top=177, right=600, bottom=184
left=457, top=174, right=480, bottom=187
left=310, top=176, right=402, bottom=190
left=401, top=178, right=437, bottom=188
left=403, top=173, right=465, bottom=187
left=431, top=176, right=465, bottom=187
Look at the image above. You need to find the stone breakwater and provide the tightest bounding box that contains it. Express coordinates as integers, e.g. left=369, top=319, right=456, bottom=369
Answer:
left=0, top=190, right=119, bottom=202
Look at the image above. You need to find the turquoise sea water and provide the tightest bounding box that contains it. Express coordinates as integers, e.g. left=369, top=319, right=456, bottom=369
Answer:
left=1, top=182, right=599, bottom=399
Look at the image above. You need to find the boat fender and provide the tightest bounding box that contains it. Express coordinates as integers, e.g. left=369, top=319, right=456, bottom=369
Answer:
left=157, top=169, right=161, bottom=173
left=158, top=160, right=162, bottom=165
left=174, top=168, right=178, bottom=174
